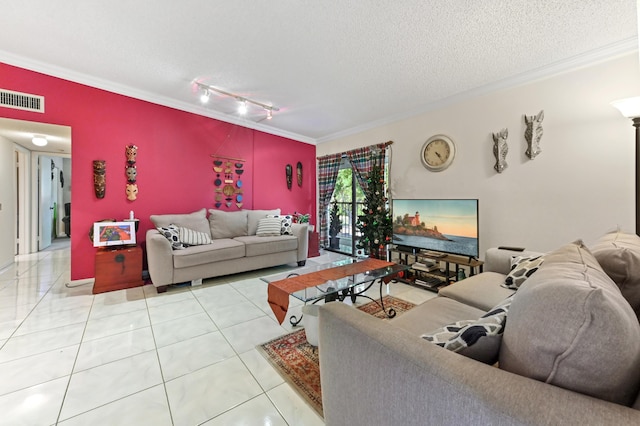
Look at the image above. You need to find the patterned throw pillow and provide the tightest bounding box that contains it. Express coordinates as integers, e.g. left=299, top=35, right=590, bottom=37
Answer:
left=157, top=224, right=184, bottom=250
left=421, top=296, right=513, bottom=364
left=179, top=227, right=212, bottom=246
left=502, top=255, right=544, bottom=290
left=256, top=217, right=283, bottom=236
left=267, top=214, right=294, bottom=235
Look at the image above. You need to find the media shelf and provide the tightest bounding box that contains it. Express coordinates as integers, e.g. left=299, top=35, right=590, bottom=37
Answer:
left=389, top=247, right=484, bottom=292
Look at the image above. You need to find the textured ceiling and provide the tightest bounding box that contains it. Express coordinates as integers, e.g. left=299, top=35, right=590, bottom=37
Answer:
left=0, top=1, right=637, bottom=145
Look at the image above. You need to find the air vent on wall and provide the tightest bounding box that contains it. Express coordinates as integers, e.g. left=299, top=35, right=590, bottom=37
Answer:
left=0, top=88, right=44, bottom=113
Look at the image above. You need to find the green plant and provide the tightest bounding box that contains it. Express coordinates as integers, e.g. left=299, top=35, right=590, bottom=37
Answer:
left=295, top=212, right=310, bottom=223
left=329, top=200, right=342, bottom=238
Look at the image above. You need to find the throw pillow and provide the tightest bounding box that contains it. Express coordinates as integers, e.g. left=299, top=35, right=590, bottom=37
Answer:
left=499, top=241, right=640, bottom=406
left=179, top=227, right=212, bottom=246
left=157, top=224, right=184, bottom=250
left=150, top=208, right=210, bottom=236
left=590, top=230, right=640, bottom=319
left=208, top=210, right=248, bottom=239
left=247, top=209, right=281, bottom=235
left=502, top=254, right=544, bottom=290
left=267, top=214, right=294, bottom=235
left=421, top=295, right=512, bottom=364
left=256, top=217, right=283, bottom=236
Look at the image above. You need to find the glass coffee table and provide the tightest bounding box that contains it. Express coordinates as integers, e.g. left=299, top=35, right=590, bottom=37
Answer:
left=262, top=258, right=410, bottom=326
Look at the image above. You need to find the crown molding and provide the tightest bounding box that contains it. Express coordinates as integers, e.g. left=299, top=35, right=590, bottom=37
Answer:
left=316, top=37, right=639, bottom=144
left=0, top=50, right=316, bottom=145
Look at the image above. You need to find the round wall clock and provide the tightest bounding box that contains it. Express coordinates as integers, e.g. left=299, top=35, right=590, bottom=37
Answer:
left=420, top=134, right=456, bottom=172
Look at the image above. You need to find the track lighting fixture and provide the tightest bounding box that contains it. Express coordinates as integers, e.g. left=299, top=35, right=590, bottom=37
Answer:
left=194, top=81, right=278, bottom=119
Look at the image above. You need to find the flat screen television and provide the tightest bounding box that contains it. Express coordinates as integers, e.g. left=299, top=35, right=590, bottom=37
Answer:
left=392, top=199, right=479, bottom=258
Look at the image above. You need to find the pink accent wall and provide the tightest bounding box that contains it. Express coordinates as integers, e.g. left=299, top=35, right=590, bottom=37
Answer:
left=253, top=131, right=316, bottom=220
left=1, top=62, right=316, bottom=280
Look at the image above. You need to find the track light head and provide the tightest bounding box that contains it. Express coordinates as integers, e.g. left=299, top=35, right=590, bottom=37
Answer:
left=238, top=100, right=248, bottom=115
left=200, top=89, right=210, bottom=103
left=266, top=109, right=273, bottom=120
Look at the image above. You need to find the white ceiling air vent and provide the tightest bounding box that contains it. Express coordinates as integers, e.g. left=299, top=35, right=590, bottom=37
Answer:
left=0, top=88, right=45, bottom=113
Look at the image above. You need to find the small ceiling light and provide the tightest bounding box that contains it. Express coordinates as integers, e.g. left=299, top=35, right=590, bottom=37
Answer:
left=200, top=89, right=210, bottom=103
left=32, top=136, right=48, bottom=147
left=238, top=100, right=248, bottom=115
left=266, top=109, right=273, bottom=120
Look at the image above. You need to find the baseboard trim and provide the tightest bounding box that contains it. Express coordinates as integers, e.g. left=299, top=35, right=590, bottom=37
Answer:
left=65, top=277, right=94, bottom=288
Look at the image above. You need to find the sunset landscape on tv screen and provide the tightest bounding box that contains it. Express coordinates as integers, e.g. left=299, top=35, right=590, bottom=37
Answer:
left=392, top=199, right=479, bottom=258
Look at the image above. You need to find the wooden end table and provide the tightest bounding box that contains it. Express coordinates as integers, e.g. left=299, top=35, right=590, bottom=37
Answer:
left=93, top=245, right=144, bottom=294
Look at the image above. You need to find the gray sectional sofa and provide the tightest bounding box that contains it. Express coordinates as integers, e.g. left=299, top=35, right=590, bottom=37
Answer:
left=146, top=208, right=308, bottom=292
left=319, top=230, right=640, bottom=425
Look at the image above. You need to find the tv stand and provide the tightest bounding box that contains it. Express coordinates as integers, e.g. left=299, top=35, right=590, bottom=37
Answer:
left=389, top=247, right=484, bottom=292
left=422, top=250, right=446, bottom=258
left=395, top=245, right=418, bottom=254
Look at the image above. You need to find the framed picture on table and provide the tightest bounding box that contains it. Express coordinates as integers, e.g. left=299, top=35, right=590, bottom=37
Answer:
left=92, top=221, right=136, bottom=247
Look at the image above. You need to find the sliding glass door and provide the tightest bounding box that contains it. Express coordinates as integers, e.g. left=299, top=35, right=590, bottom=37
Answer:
left=329, top=157, right=365, bottom=256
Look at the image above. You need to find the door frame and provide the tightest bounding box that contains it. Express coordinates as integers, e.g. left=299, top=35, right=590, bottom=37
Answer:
left=14, top=145, right=30, bottom=255
left=30, top=152, right=71, bottom=252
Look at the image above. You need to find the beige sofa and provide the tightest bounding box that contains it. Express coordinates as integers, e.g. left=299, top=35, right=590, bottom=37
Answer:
left=146, top=208, right=308, bottom=293
left=319, top=231, right=640, bottom=425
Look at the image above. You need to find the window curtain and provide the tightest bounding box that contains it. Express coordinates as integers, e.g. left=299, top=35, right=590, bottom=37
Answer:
left=346, top=142, right=389, bottom=193
left=317, top=153, right=342, bottom=247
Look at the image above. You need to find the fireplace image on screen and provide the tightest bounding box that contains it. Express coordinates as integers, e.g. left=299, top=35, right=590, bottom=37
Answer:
left=392, top=199, right=479, bottom=258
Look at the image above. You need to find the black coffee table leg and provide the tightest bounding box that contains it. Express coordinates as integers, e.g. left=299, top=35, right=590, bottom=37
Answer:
left=379, top=279, right=396, bottom=318
left=289, top=314, right=303, bottom=326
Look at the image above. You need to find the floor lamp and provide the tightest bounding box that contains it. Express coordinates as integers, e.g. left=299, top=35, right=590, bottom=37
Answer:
left=611, top=97, right=640, bottom=236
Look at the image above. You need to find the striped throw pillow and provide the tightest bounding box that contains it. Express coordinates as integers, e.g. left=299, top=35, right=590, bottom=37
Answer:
left=179, top=227, right=212, bottom=246
left=267, top=214, right=294, bottom=235
left=256, top=217, right=282, bottom=236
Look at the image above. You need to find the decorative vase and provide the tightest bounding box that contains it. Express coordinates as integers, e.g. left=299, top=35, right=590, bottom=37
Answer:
left=330, top=236, right=340, bottom=249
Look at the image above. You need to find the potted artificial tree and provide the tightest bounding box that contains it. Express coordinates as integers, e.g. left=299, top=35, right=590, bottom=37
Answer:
left=329, top=200, right=342, bottom=249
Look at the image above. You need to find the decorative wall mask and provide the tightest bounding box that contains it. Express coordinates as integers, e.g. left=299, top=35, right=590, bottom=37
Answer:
left=492, top=128, right=509, bottom=173
left=296, top=161, right=303, bottom=187
left=125, top=165, right=137, bottom=183
left=524, top=110, right=544, bottom=159
left=93, top=160, right=106, bottom=199
left=286, top=164, right=293, bottom=190
left=125, top=145, right=138, bottom=164
left=125, top=144, right=138, bottom=201
left=125, top=183, right=138, bottom=201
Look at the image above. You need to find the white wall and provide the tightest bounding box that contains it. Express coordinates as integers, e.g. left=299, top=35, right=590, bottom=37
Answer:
left=0, top=135, right=15, bottom=269
left=317, top=53, right=640, bottom=255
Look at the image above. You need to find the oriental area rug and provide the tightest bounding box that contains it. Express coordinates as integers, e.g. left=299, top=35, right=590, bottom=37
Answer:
left=257, top=296, right=416, bottom=417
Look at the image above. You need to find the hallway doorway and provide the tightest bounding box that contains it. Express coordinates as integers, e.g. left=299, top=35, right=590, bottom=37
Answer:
left=0, top=118, right=71, bottom=256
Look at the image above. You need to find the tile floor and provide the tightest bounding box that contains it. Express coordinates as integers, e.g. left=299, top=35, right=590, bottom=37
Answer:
left=0, top=245, right=435, bottom=426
